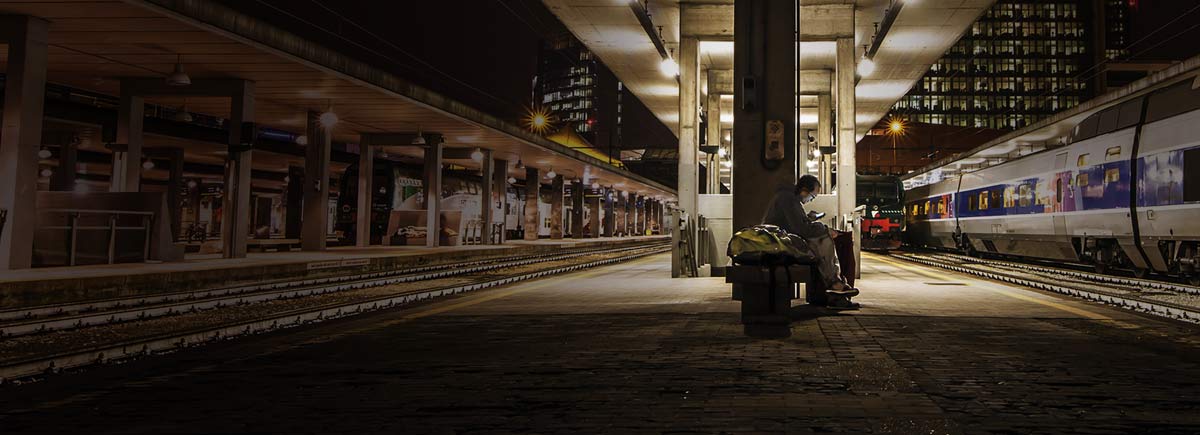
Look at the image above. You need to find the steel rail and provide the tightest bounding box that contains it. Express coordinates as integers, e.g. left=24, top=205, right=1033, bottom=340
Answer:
left=0, top=246, right=670, bottom=384
left=0, top=242, right=668, bottom=337
left=904, top=252, right=1200, bottom=295
left=891, top=253, right=1200, bottom=324
left=0, top=241, right=662, bottom=321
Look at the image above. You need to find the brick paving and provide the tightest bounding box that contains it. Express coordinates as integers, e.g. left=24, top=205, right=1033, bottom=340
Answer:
left=3, top=254, right=1200, bottom=434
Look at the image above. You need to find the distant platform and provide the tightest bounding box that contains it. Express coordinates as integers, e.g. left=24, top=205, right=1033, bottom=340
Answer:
left=0, top=236, right=669, bottom=310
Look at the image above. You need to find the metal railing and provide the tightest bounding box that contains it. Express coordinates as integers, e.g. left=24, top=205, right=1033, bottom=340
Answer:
left=38, top=209, right=155, bottom=266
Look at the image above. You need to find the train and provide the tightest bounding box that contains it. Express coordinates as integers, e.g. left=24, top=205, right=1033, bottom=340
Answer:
left=857, top=175, right=904, bottom=251
left=905, top=73, right=1200, bottom=283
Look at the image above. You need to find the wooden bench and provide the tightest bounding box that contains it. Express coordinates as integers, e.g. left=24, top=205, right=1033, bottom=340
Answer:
left=726, top=264, right=828, bottom=325
left=247, top=239, right=302, bottom=252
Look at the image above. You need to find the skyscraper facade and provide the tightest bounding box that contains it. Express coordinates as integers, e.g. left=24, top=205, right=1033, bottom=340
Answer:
left=889, top=0, right=1127, bottom=130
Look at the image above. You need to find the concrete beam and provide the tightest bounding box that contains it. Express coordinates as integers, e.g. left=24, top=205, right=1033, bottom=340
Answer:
left=551, top=175, right=565, bottom=239
left=836, top=37, right=860, bottom=276
left=423, top=142, right=444, bottom=247
left=359, top=132, right=444, bottom=147
left=674, top=37, right=700, bottom=276
left=680, top=3, right=853, bottom=41
left=110, top=91, right=144, bottom=192
left=732, top=0, right=797, bottom=232
left=587, top=188, right=600, bottom=238
left=302, top=111, right=332, bottom=252
left=355, top=142, right=373, bottom=247
left=705, top=69, right=830, bottom=97
left=570, top=180, right=583, bottom=238
left=490, top=159, right=508, bottom=244
left=0, top=15, right=47, bottom=270
left=219, top=80, right=255, bottom=258
left=479, top=149, right=494, bottom=244
left=523, top=168, right=539, bottom=241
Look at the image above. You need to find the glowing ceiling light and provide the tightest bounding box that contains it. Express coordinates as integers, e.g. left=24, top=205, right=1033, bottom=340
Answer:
left=470, top=148, right=484, bottom=162
left=319, top=110, right=339, bottom=128
left=546, top=168, right=557, bottom=179
left=523, top=106, right=555, bottom=134
left=507, top=177, right=517, bottom=184
left=38, top=148, right=52, bottom=159
left=142, top=160, right=155, bottom=170
left=40, top=168, right=53, bottom=177
left=659, top=57, right=679, bottom=77
left=857, top=57, right=876, bottom=77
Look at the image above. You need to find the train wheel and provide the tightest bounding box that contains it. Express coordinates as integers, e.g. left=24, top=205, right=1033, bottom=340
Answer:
left=1094, top=263, right=1108, bottom=275
left=1132, top=267, right=1150, bottom=279
left=1189, top=275, right=1200, bottom=287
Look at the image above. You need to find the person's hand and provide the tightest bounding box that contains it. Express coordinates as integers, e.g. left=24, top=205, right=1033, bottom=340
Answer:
left=828, top=228, right=839, bottom=239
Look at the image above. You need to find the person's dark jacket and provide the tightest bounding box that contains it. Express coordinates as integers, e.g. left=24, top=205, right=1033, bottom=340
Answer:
left=761, top=184, right=828, bottom=240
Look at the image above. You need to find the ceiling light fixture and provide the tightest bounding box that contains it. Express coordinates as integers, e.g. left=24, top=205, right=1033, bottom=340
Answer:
left=660, top=57, right=679, bottom=77
left=412, top=125, right=427, bottom=145
left=40, top=168, right=53, bottom=178
left=858, top=57, right=876, bottom=78
left=546, top=168, right=557, bottom=179
left=38, top=147, right=52, bottom=159
left=142, top=159, right=155, bottom=170
left=507, top=177, right=517, bottom=184
left=173, top=98, right=193, bottom=123
left=470, top=148, right=484, bottom=162
left=165, top=54, right=192, bottom=87
left=319, top=103, right=339, bottom=128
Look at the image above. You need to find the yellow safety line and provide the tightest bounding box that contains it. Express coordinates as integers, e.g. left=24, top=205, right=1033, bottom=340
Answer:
left=867, top=253, right=1132, bottom=324
left=395, top=254, right=665, bottom=322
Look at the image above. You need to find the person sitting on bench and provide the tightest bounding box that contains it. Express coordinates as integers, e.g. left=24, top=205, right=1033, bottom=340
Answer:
left=761, top=175, right=858, bottom=299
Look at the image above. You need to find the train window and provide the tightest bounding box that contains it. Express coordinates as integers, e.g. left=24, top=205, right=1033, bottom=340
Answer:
left=991, top=190, right=1003, bottom=207
left=968, top=194, right=977, bottom=211
left=1004, top=187, right=1015, bottom=208
left=1077, top=153, right=1089, bottom=167
left=979, top=192, right=989, bottom=210
left=1055, top=178, right=1063, bottom=203
left=1096, top=108, right=1121, bottom=136
left=1018, top=184, right=1032, bottom=207
left=1186, top=148, right=1200, bottom=202
left=1147, top=79, right=1200, bottom=123
left=1105, top=146, right=1122, bottom=161
left=1073, top=113, right=1100, bottom=142
left=1077, top=173, right=1089, bottom=187
left=1116, top=98, right=1143, bottom=129
left=1105, top=168, right=1121, bottom=184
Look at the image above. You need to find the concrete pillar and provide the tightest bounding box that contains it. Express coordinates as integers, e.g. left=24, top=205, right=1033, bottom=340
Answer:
left=423, top=141, right=443, bottom=247
left=48, top=133, right=78, bottom=192
left=674, top=36, right=700, bottom=272
left=603, top=189, right=615, bottom=237
left=551, top=175, right=565, bottom=239
left=285, top=166, right=304, bottom=239
left=355, top=142, right=373, bottom=247
left=587, top=188, right=600, bottom=238
left=569, top=180, right=583, bottom=238
left=302, top=111, right=332, bottom=252
left=615, top=192, right=626, bottom=236
left=523, top=168, right=539, bottom=241
left=706, top=71, right=722, bottom=195
left=479, top=149, right=494, bottom=244
left=491, top=158, right=508, bottom=244
left=110, top=91, right=144, bottom=192
left=818, top=93, right=833, bottom=188
left=835, top=37, right=860, bottom=275
left=0, top=15, right=48, bottom=270
left=732, top=0, right=797, bottom=232
left=220, top=83, right=254, bottom=258
left=166, top=148, right=185, bottom=241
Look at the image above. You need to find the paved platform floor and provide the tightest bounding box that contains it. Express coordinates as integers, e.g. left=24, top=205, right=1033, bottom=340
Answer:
left=4, top=253, right=1200, bottom=433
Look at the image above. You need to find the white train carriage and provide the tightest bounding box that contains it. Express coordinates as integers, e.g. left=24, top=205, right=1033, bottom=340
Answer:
left=905, top=74, right=1200, bottom=282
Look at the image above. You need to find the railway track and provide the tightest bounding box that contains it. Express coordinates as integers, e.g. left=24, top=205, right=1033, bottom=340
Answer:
left=0, top=243, right=659, bottom=337
left=891, top=252, right=1200, bottom=323
left=0, top=242, right=669, bottom=384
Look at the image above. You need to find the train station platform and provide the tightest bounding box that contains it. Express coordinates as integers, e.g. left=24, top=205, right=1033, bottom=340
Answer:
left=0, top=236, right=670, bottom=310
left=5, top=252, right=1200, bottom=433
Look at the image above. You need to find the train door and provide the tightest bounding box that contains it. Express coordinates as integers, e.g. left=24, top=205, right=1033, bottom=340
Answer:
left=1053, top=151, right=1068, bottom=236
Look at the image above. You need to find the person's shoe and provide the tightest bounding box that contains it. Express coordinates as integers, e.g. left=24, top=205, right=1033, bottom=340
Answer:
left=826, top=295, right=861, bottom=311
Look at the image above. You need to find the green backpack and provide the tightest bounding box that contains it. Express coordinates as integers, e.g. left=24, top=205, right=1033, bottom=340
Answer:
left=727, top=224, right=815, bottom=266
